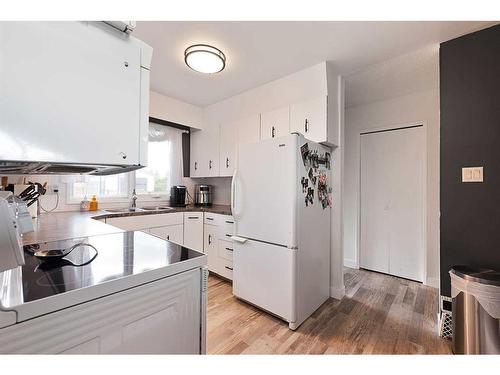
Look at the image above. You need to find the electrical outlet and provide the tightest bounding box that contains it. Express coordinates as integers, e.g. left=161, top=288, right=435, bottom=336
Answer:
left=462, top=167, right=483, bottom=182
left=49, top=184, right=59, bottom=193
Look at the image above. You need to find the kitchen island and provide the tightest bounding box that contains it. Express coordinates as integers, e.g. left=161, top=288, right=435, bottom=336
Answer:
left=0, top=220, right=208, bottom=354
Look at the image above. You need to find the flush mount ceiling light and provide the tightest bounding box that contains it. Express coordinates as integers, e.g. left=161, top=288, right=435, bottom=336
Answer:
left=184, top=44, right=226, bottom=74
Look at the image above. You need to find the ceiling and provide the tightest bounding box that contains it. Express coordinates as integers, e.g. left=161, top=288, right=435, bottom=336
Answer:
left=134, top=21, right=494, bottom=107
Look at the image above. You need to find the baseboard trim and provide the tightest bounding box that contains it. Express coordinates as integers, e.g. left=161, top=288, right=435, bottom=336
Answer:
left=330, top=285, right=345, bottom=300
left=425, top=277, right=439, bottom=289
left=343, top=258, right=359, bottom=269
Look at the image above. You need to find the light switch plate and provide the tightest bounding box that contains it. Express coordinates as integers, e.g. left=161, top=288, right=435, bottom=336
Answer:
left=462, top=167, right=483, bottom=182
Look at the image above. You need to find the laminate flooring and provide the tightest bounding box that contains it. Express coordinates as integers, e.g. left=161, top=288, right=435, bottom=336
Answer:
left=207, top=268, right=452, bottom=354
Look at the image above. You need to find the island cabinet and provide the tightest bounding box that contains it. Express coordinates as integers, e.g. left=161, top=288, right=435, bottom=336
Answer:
left=203, top=212, right=234, bottom=280
left=0, top=268, right=205, bottom=354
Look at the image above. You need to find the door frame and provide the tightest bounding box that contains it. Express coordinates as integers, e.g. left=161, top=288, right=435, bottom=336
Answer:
left=356, top=121, right=428, bottom=284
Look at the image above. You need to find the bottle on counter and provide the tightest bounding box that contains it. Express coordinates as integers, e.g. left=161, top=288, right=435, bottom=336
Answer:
left=89, top=195, right=99, bottom=211
left=80, top=195, right=90, bottom=212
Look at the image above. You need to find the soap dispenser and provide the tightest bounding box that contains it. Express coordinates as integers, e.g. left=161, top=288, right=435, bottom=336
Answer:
left=89, top=195, right=99, bottom=211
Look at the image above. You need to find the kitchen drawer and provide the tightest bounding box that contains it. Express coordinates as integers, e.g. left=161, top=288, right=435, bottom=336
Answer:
left=149, top=224, right=184, bottom=245
left=204, top=212, right=221, bottom=226
left=217, top=257, right=233, bottom=280
left=218, top=240, right=233, bottom=261
left=106, top=212, right=183, bottom=231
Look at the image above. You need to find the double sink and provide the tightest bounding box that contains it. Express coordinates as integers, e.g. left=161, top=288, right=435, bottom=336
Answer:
left=104, top=206, right=174, bottom=214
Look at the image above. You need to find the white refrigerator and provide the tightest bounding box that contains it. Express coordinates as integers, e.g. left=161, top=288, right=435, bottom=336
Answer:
left=231, top=133, right=332, bottom=330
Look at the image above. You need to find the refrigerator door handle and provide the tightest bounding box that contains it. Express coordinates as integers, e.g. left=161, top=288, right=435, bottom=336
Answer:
left=230, top=235, right=247, bottom=243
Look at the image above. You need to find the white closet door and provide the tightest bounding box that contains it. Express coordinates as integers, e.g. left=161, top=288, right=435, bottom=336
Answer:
left=360, top=126, right=424, bottom=282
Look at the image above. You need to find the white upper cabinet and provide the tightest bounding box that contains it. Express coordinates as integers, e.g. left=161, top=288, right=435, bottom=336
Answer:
left=219, top=122, right=237, bottom=177
left=236, top=114, right=261, bottom=145
left=204, top=124, right=220, bottom=177
left=190, top=123, right=220, bottom=178
left=0, top=22, right=151, bottom=167
left=260, top=106, right=290, bottom=140
left=190, top=130, right=206, bottom=177
left=290, top=96, right=328, bottom=143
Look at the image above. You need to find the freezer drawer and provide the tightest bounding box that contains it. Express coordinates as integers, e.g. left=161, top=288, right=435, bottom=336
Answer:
left=233, top=239, right=296, bottom=322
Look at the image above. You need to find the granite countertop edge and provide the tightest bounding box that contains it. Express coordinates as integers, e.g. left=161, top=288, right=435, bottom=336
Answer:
left=91, top=204, right=232, bottom=220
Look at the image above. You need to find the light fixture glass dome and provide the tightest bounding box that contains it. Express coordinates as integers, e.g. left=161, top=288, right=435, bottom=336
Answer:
left=184, top=44, right=226, bottom=74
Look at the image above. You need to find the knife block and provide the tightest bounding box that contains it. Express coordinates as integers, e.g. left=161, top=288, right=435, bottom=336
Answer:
left=14, top=184, right=38, bottom=218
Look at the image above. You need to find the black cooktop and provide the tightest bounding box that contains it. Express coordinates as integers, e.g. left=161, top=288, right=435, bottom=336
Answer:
left=1, top=231, right=203, bottom=308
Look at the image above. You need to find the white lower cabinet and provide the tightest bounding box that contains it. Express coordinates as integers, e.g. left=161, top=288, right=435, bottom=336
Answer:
left=149, top=224, right=184, bottom=245
left=183, top=212, right=204, bottom=252
left=203, top=213, right=234, bottom=280
left=203, top=225, right=219, bottom=271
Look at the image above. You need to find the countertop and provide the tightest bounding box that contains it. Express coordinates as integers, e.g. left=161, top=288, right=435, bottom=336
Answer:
left=4, top=231, right=206, bottom=322
left=21, top=204, right=232, bottom=246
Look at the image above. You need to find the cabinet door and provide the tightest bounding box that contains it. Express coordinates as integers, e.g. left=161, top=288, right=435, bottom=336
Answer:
left=183, top=212, right=204, bottom=252
left=290, top=96, right=327, bottom=143
left=190, top=130, right=206, bottom=177
left=149, top=224, right=184, bottom=245
left=219, top=122, right=237, bottom=177
left=236, top=114, right=261, bottom=145
left=260, top=106, right=290, bottom=140
left=203, top=225, right=219, bottom=272
left=0, top=22, right=142, bottom=166
left=204, top=123, right=220, bottom=177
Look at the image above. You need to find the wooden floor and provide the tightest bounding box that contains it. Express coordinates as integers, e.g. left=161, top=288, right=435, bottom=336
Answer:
left=207, top=268, right=452, bottom=354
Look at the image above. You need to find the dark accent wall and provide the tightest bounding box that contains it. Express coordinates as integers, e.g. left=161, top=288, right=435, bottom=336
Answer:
left=440, top=24, right=500, bottom=296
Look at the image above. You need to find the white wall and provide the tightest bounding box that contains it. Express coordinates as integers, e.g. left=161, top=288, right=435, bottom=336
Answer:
left=150, top=90, right=203, bottom=129
left=343, top=45, right=440, bottom=287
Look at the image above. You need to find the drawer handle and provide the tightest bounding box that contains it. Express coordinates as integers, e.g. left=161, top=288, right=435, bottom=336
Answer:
left=225, top=234, right=232, bottom=238
left=225, top=220, right=234, bottom=224
left=206, top=217, right=214, bottom=221
left=225, top=266, right=233, bottom=271
left=225, top=247, right=233, bottom=251
left=188, top=216, right=199, bottom=219
left=208, top=234, right=212, bottom=245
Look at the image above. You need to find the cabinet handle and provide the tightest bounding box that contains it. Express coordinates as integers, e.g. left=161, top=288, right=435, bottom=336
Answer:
left=194, top=161, right=198, bottom=170
left=225, top=220, right=234, bottom=224
left=209, top=160, right=212, bottom=169
left=167, top=235, right=170, bottom=240
left=225, top=266, right=233, bottom=271
left=271, top=126, right=275, bottom=138
left=305, top=119, right=309, bottom=132
left=226, top=157, right=229, bottom=168
left=206, top=217, right=214, bottom=221
left=119, top=152, right=127, bottom=159
left=225, top=234, right=232, bottom=238
left=225, top=247, right=233, bottom=252
left=208, top=234, right=212, bottom=245
left=188, top=216, right=199, bottom=219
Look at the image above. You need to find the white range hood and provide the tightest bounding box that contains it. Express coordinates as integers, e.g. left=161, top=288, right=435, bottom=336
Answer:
left=0, top=21, right=152, bottom=175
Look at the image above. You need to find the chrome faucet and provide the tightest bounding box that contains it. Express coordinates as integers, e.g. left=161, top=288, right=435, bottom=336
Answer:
left=130, top=189, right=137, bottom=210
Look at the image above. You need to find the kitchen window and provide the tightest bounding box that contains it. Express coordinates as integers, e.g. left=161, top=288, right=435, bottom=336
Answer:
left=68, top=173, right=130, bottom=202
left=135, top=123, right=184, bottom=198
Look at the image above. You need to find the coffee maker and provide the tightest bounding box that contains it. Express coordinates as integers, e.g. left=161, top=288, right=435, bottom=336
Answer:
left=170, top=185, right=187, bottom=207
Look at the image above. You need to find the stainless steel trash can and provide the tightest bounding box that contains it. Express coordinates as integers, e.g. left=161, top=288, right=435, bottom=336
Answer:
left=450, top=266, right=500, bottom=354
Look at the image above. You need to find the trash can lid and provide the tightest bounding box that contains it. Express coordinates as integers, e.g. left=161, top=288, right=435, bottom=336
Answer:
left=451, top=265, right=500, bottom=286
